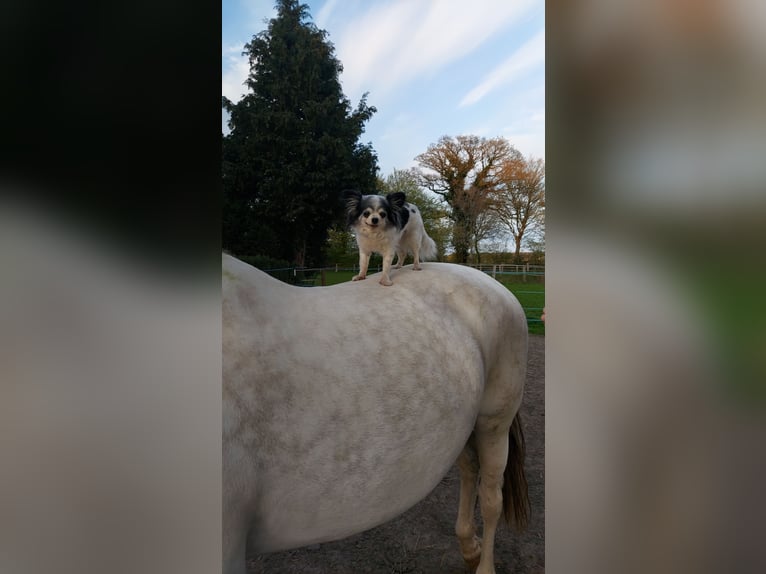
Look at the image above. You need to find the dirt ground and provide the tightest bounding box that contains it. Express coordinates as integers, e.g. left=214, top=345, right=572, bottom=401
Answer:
left=249, top=334, right=545, bottom=574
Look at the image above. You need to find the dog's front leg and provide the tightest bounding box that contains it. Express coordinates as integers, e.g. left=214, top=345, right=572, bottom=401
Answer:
left=379, top=251, right=395, bottom=286
left=353, top=251, right=370, bottom=281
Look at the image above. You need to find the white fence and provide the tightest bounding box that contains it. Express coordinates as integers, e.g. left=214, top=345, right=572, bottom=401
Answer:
left=264, top=262, right=544, bottom=287
left=465, top=263, right=545, bottom=280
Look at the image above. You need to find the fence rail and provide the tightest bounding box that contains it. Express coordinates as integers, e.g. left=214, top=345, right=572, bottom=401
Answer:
left=260, top=263, right=544, bottom=330
left=263, top=264, right=545, bottom=283
left=466, top=263, right=545, bottom=274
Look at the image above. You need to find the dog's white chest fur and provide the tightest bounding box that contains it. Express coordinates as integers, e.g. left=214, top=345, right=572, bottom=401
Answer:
left=355, top=225, right=397, bottom=254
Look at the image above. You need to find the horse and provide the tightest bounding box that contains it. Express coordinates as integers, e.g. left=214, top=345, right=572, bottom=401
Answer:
left=222, top=254, right=530, bottom=574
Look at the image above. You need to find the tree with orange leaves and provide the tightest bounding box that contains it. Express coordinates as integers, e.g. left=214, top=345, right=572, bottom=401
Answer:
left=415, top=135, right=520, bottom=263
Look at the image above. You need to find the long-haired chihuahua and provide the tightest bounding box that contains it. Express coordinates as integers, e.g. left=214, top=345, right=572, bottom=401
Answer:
left=343, top=189, right=437, bottom=286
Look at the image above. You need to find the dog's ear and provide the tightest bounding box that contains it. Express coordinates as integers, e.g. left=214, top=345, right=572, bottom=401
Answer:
left=386, top=192, right=410, bottom=230
left=342, top=189, right=362, bottom=226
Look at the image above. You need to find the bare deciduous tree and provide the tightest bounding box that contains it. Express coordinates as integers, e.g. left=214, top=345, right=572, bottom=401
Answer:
left=494, top=156, right=545, bottom=263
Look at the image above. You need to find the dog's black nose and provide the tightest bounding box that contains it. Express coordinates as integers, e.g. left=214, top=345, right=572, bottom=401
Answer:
left=371, top=217, right=379, bottom=224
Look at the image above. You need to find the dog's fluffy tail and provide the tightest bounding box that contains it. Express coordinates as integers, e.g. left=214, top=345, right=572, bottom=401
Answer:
left=420, top=234, right=438, bottom=261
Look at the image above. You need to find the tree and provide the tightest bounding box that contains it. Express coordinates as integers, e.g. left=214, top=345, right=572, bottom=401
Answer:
left=471, top=205, right=505, bottom=264
left=494, top=156, right=545, bottom=263
left=415, top=135, right=519, bottom=263
left=222, top=0, right=378, bottom=266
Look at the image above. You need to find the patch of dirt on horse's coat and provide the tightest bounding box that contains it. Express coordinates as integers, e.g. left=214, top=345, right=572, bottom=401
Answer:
left=249, top=335, right=545, bottom=574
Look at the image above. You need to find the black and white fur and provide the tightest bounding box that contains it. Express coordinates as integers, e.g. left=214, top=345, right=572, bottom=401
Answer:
left=392, top=202, right=437, bottom=272
left=343, top=189, right=437, bottom=286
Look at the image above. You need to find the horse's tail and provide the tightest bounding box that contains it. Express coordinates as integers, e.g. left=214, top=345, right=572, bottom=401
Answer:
left=502, top=411, right=530, bottom=530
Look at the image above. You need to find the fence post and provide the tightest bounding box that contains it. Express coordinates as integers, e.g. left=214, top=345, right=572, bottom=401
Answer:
left=321, top=269, right=326, bottom=286
left=492, top=265, right=497, bottom=279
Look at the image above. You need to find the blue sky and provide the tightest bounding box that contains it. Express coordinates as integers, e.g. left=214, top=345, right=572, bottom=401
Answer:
left=222, top=0, right=544, bottom=177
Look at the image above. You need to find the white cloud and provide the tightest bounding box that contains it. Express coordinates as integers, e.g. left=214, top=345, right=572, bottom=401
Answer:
left=315, top=0, right=340, bottom=28
left=503, top=131, right=545, bottom=160
left=222, top=44, right=249, bottom=103
left=221, top=0, right=271, bottom=104
left=222, top=42, right=243, bottom=54
left=459, top=28, right=545, bottom=108
left=332, top=0, right=537, bottom=103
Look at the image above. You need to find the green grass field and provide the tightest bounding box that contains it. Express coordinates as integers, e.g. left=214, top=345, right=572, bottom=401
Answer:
left=293, top=268, right=545, bottom=335
left=497, top=276, right=545, bottom=336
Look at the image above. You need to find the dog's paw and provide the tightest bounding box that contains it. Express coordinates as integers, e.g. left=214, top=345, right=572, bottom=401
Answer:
left=352, top=274, right=366, bottom=281
left=412, top=265, right=422, bottom=271
left=379, top=277, right=393, bottom=286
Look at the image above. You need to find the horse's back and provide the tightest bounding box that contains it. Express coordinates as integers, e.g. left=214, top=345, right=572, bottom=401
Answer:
left=222, top=256, right=526, bottom=554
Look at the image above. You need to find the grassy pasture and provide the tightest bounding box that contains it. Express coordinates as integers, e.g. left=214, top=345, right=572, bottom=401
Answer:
left=496, top=275, right=545, bottom=336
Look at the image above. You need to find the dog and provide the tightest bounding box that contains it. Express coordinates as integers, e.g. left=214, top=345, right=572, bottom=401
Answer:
left=343, top=189, right=437, bottom=286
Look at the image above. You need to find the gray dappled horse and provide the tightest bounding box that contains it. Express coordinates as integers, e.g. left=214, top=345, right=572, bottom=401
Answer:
left=223, top=254, right=529, bottom=574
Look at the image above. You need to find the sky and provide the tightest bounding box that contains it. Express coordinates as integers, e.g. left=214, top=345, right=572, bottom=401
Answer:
left=222, top=0, right=544, bottom=177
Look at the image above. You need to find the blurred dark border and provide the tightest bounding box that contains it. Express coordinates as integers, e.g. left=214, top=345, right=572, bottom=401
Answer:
left=0, top=0, right=221, bottom=275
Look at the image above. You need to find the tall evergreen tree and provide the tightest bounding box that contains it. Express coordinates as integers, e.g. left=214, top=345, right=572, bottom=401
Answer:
left=222, top=0, right=378, bottom=266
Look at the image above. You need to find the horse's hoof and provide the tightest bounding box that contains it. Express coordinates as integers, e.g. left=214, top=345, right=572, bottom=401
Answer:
left=464, top=554, right=481, bottom=572
left=462, top=536, right=482, bottom=572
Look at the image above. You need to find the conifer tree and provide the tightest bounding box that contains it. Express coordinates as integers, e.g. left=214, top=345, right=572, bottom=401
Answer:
left=223, top=0, right=378, bottom=266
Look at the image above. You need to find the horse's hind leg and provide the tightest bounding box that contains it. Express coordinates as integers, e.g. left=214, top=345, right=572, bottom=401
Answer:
left=474, top=420, right=511, bottom=574
left=456, top=436, right=482, bottom=571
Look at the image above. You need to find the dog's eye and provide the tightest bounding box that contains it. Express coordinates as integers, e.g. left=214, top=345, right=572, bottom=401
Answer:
left=380, top=212, right=387, bottom=218
left=363, top=211, right=371, bottom=217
